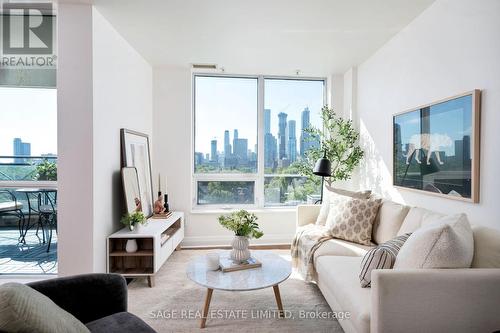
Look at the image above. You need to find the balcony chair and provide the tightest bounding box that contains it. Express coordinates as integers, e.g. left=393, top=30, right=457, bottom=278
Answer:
left=0, top=189, right=24, bottom=241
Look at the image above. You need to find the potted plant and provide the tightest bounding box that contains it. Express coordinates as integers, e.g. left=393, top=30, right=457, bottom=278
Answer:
left=121, top=211, right=147, bottom=232
left=35, top=160, right=57, bottom=181
left=294, top=105, right=364, bottom=187
left=218, top=210, right=264, bottom=262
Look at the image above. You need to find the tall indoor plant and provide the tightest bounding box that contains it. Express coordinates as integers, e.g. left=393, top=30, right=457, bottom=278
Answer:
left=294, top=105, right=364, bottom=187
left=218, top=210, right=264, bottom=262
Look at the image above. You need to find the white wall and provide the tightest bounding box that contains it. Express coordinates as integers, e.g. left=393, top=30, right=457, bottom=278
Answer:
left=355, top=0, right=500, bottom=228
left=57, top=3, right=94, bottom=275
left=92, top=8, right=153, bottom=272
left=57, top=4, right=153, bottom=275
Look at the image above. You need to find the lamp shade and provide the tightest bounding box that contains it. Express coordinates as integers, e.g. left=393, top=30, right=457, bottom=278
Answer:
left=313, top=157, right=332, bottom=177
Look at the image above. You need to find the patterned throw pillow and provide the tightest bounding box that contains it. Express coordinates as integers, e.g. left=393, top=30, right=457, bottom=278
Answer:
left=359, top=233, right=411, bottom=288
left=315, top=188, right=372, bottom=226
left=325, top=195, right=382, bottom=245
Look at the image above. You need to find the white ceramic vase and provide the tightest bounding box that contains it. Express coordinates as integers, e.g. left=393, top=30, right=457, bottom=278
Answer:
left=230, top=236, right=250, bottom=262
left=125, top=239, right=138, bottom=253
left=133, top=223, right=143, bottom=233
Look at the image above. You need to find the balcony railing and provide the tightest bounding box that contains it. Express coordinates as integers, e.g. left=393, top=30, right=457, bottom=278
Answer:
left=0, top=155, right=57, bottom=181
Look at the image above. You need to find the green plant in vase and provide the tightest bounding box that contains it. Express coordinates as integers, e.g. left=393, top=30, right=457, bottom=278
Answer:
left=121, top=211, right=147, bottom=232
left=218, top=210, right=263, bottom=262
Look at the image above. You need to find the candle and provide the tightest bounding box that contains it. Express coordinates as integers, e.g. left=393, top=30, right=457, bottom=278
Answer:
left=158, top=174, right=161, bottom=195
left=165, top=175, right=168, bottom=194
left=206, top=252, right=220, bottom=271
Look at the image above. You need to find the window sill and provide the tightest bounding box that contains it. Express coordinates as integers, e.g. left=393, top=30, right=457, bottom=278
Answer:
left=190, top=207, right=298, bottom=215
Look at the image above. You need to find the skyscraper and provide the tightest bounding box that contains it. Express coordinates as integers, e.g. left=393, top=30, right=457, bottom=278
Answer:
left=233, top=138, right=248, bottom=162
left=210, top=139, right=217, bottom=161
left=463, top=135, right=471, bottom=161
left=288, top=120, right=297, bottom=163
left=300, top=107, right=310, bottom=157
left=224, top=130, right=231, bottom=157
left=394, top=123, right=402, bottom=158
left=264, top=109, right=271, bottom=134
left=194, top=152, right=204, bottom=165
left=13, top=138, right=31, bottom=163
left=264, top=133, right=277, bottom=169
left=278, top=112, right=288, bottom=159
left=233, top=129, right=239, bottom=155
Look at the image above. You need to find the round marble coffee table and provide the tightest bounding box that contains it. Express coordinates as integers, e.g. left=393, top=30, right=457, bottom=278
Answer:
left=186, top=250, right=291, bottom=328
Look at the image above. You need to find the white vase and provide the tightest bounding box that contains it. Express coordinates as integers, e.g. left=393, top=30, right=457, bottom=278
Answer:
left=125, top=239, right=138, bottom=253
left=230, top=236, right=250, bottom=262
left=133, top=223, right=143, bottom=233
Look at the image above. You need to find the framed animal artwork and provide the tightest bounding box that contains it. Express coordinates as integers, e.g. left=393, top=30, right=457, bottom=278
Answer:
left=393, top=90, right=481, bottom=202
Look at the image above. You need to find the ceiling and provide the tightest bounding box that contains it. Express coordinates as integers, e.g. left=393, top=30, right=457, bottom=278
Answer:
left=93, top=0, right=435, bottom=75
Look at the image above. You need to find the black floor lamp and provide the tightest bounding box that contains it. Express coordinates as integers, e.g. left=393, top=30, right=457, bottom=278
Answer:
left=313, top=150, right=332, bottom=204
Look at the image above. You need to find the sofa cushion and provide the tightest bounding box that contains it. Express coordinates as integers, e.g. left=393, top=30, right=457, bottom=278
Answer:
left=397, top=207, right=445, bottom=235
left=85, top=312, right=155, bottom=333
left=372, top=201, right=410, bottom=244
left=316, top=256, right=371, bottom=333
left=471, top=225, right=500, bottom=268
left=326, top=195, right=382, bottom=245
left=314, top=238, right=374, bottom=262
left=359, top=233, right=411, bottom=288
left=395, top=213, right=474, bottom=269
left=315, top=187, right=371, bottom=226
left=0, top=283, right=89, bottom=333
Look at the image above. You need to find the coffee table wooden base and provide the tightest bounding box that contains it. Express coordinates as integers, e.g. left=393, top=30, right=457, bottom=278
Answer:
left=273, top=285, right=284, bottom=318
left=199, top=284, right=284, bottom=328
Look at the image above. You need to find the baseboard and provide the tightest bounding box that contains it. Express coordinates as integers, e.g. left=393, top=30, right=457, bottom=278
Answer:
left=180, top=233, right=294, bottom=248
left=181, top=244, right=290, bottom=250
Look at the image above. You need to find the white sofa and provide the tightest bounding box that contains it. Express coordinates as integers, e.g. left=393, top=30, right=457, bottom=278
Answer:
left=297, top=201, right=500, bottom=333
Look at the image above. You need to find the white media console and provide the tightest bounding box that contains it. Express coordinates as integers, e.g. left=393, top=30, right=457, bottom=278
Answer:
left=106, top=211, right=184, bottom=287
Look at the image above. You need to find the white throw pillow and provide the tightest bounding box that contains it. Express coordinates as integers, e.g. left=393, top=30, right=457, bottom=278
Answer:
left=397, top=207, right=445, bottom=235
left=315, top=187, right=371, bottom=226
left=394, top=213, right=474, bottom=269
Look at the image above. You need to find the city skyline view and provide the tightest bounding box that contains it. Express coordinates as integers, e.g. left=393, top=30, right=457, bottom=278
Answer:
left=195, top=106, right=320, bottom=172
left=194, top=77, right=324, bottom=173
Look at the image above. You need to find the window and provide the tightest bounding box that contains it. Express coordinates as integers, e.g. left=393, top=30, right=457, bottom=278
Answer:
left=0, top=87, right=58, bottom=275
left=194, top=76, right=258, bottom=174
left=193, top=75, right=325, bottom=208
left=0, top=87, right=57, bottom=182
left=0, top=7, right=58, bottom=275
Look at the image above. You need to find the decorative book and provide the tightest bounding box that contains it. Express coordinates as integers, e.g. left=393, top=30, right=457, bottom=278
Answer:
left=152, top=211, right=173, bottom=219
left=219, top=256, right=262, bottom=273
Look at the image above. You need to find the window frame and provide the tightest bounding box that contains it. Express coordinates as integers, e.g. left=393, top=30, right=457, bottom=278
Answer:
left=0, top=86, right=57, bottom=191
left=192, top=73, right=327, bottom=210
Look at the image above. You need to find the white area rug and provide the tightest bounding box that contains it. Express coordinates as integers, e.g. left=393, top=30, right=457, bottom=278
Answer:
left=128, top=249, right=345, bottom=333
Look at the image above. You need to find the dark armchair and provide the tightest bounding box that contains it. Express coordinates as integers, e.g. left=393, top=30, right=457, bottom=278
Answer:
left=27, top=274, right=156, bottom=333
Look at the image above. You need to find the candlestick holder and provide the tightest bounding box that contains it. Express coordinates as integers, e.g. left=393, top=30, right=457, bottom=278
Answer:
left=164, top=194, right=170, bottom=213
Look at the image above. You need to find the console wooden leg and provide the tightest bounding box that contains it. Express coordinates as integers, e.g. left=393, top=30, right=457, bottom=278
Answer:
left=147, top=276, right=155, bottom=288
left=175, top=244, right=181, bottom=251
left=273, top=284, right=284, bottom=318
left=200, top=288, right=213, bottom=328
